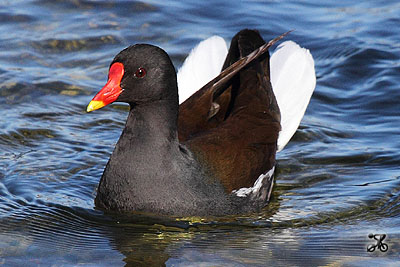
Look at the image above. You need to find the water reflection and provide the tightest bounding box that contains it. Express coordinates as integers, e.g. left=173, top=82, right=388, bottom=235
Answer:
left=1, top=185, right=400, bottom=265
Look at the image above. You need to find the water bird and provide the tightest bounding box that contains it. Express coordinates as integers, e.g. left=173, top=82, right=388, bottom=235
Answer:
left=87, top=29, right=316, bottom=216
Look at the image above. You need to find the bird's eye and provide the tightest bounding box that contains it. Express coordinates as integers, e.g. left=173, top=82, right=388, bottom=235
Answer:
left=134, top=67, right=146, bottom=78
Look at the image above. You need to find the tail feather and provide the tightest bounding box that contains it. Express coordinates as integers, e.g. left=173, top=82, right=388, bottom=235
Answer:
left=177, top=36, right=228, bottom=104
left=177, top=36, right=316, bottom=152
left=270, top=41, right=316, bottom=151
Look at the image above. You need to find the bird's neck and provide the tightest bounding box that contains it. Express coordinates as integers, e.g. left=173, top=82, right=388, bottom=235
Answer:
left=96, top=98, right=179, bottom=212
left=104, top=98, right=181, bottom=185
left=119, top=99, right=179, bottom=148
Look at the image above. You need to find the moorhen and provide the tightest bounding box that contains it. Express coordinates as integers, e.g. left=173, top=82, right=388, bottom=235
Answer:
left=87, top=29, right=315, bottom=216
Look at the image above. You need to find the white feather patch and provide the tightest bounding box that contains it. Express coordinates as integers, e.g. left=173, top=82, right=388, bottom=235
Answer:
left=177, top=36, right=228, bottom=104
left=270, top=41, right=316, bottom=152
left=232, top=166, right=275, bottom=197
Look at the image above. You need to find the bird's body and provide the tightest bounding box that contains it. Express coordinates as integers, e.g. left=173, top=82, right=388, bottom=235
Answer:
left=87, top=29, right=316, bottom=216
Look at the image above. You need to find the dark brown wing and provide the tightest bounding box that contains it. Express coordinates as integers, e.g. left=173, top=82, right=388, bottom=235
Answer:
left=177, top=30, right=289, bottom=142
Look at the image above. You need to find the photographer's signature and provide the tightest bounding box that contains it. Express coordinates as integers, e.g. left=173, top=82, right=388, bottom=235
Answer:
left=367, top=233, right=388, bottom=252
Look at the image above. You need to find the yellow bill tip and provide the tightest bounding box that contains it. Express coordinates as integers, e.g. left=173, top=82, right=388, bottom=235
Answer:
left=86, top=100, right=105, bottom=112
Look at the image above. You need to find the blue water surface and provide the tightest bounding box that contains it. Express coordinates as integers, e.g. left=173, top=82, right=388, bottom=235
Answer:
left=0, top=0, right=399, bottom=266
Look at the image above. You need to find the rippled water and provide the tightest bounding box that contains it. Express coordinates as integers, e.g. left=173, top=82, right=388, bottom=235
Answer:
left=1, top=0, right=399, bottom=266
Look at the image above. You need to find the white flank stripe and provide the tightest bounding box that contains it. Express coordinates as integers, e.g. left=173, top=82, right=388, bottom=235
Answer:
left=232, top=166, right=275, bottom=197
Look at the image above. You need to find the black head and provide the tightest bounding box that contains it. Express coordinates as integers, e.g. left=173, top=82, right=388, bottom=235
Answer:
left=87, top=44, right=178, bottom=112
left=114, top=44, right=178, bottom=104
